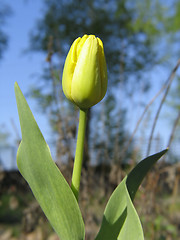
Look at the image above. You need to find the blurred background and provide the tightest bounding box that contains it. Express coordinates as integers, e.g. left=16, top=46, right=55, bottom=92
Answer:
left=0, top=0, right=180, bottom=239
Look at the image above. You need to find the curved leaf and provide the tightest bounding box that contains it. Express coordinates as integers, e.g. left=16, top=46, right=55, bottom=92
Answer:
left=15, top=82, right=85, bottom=240
left=126, top=149, right=168, bottom=201
left=95, top=177, right=143, bottom=240
left=117, top=182, right=144, bottom=240
left=95, top=178, right=127, bottom=240
left=95, top=150, right=168, bottom=240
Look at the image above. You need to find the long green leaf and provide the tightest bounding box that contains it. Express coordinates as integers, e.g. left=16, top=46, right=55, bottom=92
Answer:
left=15, top=82, right=85, bottom=240
left=117, top=181, right=144, bottom=240
left=126, top=149, right=168, bottom=201
left=95, top=149, right=167, bottom=240
left=95, top=178, right=127, bottom=240
left=95, top=177, right=143, bottom=240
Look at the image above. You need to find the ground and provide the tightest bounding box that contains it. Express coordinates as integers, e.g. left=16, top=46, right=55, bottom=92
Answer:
left=0, top=162, right=179, bottom=240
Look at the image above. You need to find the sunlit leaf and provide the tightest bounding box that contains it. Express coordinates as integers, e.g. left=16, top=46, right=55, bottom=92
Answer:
left=117, top=181, right=144, bottom=240
left=95, top=149, right=167, bottom=240
left=15, top=82, right=85, bottom=240
left=126, top=149, right=168, bottom=201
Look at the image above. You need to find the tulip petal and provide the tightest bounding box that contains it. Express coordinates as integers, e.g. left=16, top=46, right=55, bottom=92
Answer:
left=62, top=34, right=108, bottom=109
left=77, top=35, right=88, bottom=58
left=62, top=37, right=81, bottom=102
left=97, top=37, right=108, bottom=100
left=71, top=36, right=102, bottom=109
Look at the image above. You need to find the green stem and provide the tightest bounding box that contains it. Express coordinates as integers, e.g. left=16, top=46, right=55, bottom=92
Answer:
left=71, top=109, right=88, bottom=201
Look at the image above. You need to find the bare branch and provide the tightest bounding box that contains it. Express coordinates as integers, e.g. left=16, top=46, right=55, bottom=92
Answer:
left=167, top=110, right=180, bottom=148
left=146, top=59, right=180, bottom=156
left=119, top=61, right=178, bottom=159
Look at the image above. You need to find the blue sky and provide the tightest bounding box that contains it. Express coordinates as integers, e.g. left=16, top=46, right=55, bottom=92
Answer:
left=0, top=0, right=51, bottom=144
left=0, top=0, right=54, bottom=168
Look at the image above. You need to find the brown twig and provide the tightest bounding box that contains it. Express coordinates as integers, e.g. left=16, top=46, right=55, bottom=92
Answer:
left=160, top=108, right=180, bottom=161
left=167, top=110, right=180, bottom=149
left=119, top=64, right=174, bottom=159
left=146, top=59, right=180, bottom=156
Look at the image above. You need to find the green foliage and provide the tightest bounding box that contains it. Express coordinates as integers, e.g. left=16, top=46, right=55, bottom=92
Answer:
left=15, top=82, right=85, bottom=240
left=95, top=149, right=167, bottom=240
left=126, top=149, right=168, bottom=200
left=118, top=183, right=144, bottom=240
left=95, top=177, right=144, bottom=240
left=15, top=82, right=168, bottom=239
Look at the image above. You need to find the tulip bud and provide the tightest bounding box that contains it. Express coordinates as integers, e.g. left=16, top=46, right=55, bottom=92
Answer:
left=62, top=34, right=107, bottom=109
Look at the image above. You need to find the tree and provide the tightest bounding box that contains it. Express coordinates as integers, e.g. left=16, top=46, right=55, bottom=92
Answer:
left=28, top=0, right=180, bottom=165
left=29, top=0, right=162, bottom=87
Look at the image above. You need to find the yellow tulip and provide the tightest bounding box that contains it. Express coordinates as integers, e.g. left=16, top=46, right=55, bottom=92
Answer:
left=62, top=34, right=107, bottom=109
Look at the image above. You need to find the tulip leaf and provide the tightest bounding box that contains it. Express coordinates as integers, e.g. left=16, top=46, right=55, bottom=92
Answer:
left=95, top=177, right=143, bottom=240
left=126, top=149, right=168, bottom=201
left=95, top=149, right=167, bottom=240
left=117, top=181, right=144, bottom=240
left=95, top=177, right=128, bottom=240
left=15, top=82, right=85, bottom=240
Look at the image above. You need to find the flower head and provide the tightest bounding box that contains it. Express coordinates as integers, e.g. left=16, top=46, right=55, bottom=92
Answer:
left=62, top=34, right=107, bottom=109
